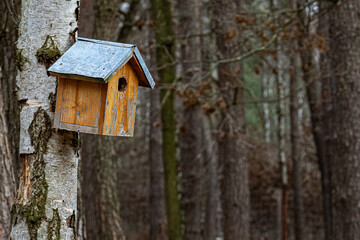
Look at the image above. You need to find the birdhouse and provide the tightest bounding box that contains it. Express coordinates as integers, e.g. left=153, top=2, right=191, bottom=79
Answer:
left=48, top=37, right=155, bottom=137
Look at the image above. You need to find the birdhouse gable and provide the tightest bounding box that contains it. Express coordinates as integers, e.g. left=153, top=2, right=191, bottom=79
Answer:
left=48, top=37, right=155, bottom=88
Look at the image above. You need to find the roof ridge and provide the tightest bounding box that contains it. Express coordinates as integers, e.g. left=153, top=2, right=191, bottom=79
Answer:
left=78, top=37, right=135, bottom=49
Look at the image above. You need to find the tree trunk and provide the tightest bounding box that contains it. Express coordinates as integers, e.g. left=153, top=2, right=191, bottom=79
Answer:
left=325, top=1, right=360, bottom=239
left=276, top=51, right=288, bottom=240
left=314, top=2, right=332, bottom=239
left=211, top=0, right=250, bottom=239
left=290, top=1, right=304, bottom=237
left=149, top=28, right=168, bottom=239
left=149, top=88, right=168, bottom=240
left=10, top=0, right=80, bottom=239
left=0, top=0, right=21, bottom=238
left=150, top=0, right=183, bottom=239
left=203, top=115, right=219, bottom=240
left=79, top=0, right=125, bottom=239
left=81, top=135, right=125, bottom=240
left=178, top=0, right=204, bottom=239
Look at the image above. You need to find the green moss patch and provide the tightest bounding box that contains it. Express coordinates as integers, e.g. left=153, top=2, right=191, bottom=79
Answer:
left=47, top=209, right=61, bottom=240
left=36, top=36, right=61, bottom=69
left=16, top=49, right=29, bottom=71
left=11, top=108, right=52, bottom=239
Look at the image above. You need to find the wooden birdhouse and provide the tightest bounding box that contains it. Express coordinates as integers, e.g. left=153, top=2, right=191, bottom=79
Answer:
left=48, top=37, right=155, bottom=137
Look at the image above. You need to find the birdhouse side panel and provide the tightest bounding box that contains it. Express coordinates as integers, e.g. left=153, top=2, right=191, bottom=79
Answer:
left=103, top=63, right=139, bottom=136
left=54, top=78, right=107, bottom=134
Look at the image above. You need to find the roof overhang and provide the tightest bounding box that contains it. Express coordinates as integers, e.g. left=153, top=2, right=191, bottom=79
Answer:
left=48, top=37, right=155, bottom=88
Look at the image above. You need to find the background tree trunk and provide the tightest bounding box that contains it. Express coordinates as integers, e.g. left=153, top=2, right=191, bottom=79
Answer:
left=149, top=27, right=168, bottom=239
left=326, top=1, right=360, bottom=239
left=10, top=0, right=80, bottom=239
left=290, top=0, right=304, bottom=237
left=178, top=0, right=204, bottom=239
left=203, top=115, right=220, bottom=240
left=314, top=2, right=333, bottom=239
left=79, top=0, right=125, bottom=239
left=211, top=0, right=250, bottom=239
left=150, top=0, right=183, bottom=239
left=149, top=88, right=168, bottom=240
left=0, top=0, right=21, bottom=238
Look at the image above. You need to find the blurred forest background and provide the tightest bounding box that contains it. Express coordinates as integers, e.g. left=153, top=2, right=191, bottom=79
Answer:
left=1, top=0, right=360, bottom=239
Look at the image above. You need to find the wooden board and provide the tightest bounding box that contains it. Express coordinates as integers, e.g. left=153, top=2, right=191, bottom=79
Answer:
left=103, top=63, right=139, bottom=136
left=54, top=77, right=107, bottom=134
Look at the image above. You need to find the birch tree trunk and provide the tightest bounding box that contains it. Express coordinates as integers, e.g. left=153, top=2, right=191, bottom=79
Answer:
left=211, top=0, right=250, bottom=239
left=10, top=0, right=80, bottom=239
left=326, top=1, right=360, bottom=239
left=178, top=0, right=204, bottom=239
left=0, top=0, right=21, bottom=238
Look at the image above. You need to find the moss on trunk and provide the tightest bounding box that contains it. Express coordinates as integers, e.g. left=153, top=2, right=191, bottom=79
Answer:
left=150, top=0, right=183, bottom=239
left=47, top=209, right=61, bottom=240
left=36, top=35, right=61, bottom=69
left=11, top=108, right=52, bottom=239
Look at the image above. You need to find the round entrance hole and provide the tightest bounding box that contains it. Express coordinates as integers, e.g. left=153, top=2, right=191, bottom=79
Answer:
left=118, top=77, right=128, bottom=92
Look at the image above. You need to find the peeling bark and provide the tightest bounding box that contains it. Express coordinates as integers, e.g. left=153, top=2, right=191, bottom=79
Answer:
left=10, top=0, right=80, bottom=239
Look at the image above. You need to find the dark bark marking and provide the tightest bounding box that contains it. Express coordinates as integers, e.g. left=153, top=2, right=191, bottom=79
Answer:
left=11, top=108, right=52, bottom=239
left=47, top=209, right=61, bottom=240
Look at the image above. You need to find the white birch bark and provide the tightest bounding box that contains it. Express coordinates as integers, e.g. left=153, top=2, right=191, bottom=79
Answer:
left=11, top=0, right=79, bottom=239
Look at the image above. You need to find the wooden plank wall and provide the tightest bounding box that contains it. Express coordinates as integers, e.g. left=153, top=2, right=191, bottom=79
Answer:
left=55, top=78, right=107, bottom=133
left=103, top=63, right=139, bottom=136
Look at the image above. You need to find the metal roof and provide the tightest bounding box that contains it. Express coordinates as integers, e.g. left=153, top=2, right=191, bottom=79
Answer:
left=48, top=37, right=155, bottom=88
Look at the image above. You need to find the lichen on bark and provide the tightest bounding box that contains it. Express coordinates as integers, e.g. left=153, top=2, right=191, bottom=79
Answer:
left=36, top=35, right=61, bottom=69
left=47, top=209, right=61, bottom=240
left=11, top=108, right=52, bottom=239
left=16, top=48, right=29, bottom=71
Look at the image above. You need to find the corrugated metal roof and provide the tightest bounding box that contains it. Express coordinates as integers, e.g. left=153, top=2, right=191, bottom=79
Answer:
left=48, top=37, right=155, bottom=88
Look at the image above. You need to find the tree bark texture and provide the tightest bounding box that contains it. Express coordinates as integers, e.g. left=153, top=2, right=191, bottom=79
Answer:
left=178, top=0, right=204, bottom=239
left=290, top=12, right=304, bottom=240
left=314, top=2, right=333, bottom=239
left=203, top=116, right=220, bottom=240
left=211, top=0, right=250, bottom=239
left=150, top=0, right=183, bottom=239
left=276, top=52, right=288, bottom=240
left=149, top=88, right=168, bottom=240
left=290, top=1, right=304, bottom=239
left=10, top=0, right=80, bottom=239
left=149, top=28, right=168, bottom=240
left=81, top=135, right=125, bottom=240
left=325, top=1, right=360, bottom=239
left=0, top=0, right=21, bottom=238
left=79, top=0, right=125, bottom=238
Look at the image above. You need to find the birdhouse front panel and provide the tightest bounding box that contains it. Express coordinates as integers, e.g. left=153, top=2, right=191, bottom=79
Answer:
left=103, top=63, right=139, bottom=136
left=48, top=37, right=155, bottom=137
